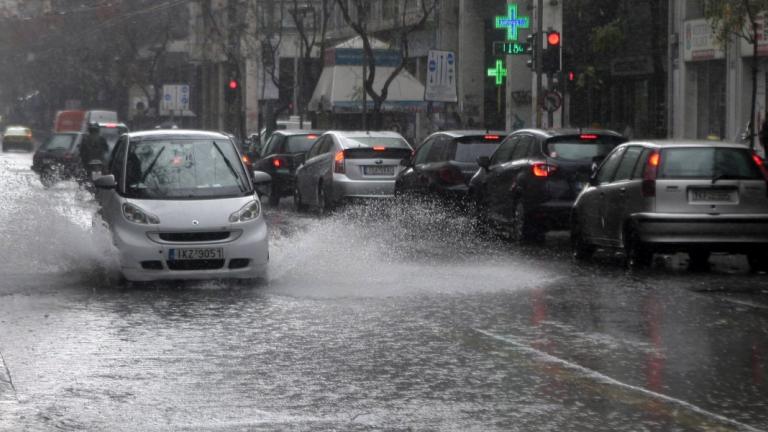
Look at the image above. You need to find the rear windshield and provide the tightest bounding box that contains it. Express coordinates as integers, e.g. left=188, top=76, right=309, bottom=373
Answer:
left=347, top=136, right=411, bottom=149
left=451, top=137, right=503, bottom=163
left=4, top=127, right=30, bottom=137
left=285, top=135, right=320, bottom=153
left=659, top=147, right=763, bottom=180
left=544, top=135, right=625, bottom=161
left=42, top=134, right=77, bottom=151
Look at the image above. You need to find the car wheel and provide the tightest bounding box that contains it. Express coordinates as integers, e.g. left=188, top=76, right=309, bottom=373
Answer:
left=317, top=183, right=333, bottom=215
left=747, top=252, right=768, bottom=273
left=625, top=229, right=652, bottom=269
left=688, top=250, right=710, bottom=272
left=268, top=185, right=280, bottom=207
left=571, top=217, right=595, bottom=261
left=40, top=169, right=56, bottom=188
left=293, top=185, right=307, bottom=212
left=510, top=201, right=541, bottom=243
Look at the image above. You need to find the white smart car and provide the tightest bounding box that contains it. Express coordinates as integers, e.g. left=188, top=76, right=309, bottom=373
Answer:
left=94, top=130, right=271, bottom=282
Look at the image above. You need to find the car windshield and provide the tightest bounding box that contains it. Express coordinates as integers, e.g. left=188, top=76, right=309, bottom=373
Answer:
left=659, top=147, right=763, bottom=180
left=42, top=134, right=77, bottom=151
left=545, top=136, right=623, bottom=161
left=285, top=135, right=320, bottom=153
left=124, top=138, right=250, bottom=199
left=346, top=136, right=411, bottom=149
left=451, top=137, right=503, bottom=163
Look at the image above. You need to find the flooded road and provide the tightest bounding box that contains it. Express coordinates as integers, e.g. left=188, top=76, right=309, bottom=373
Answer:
left=1, top=151, right=767, bottom=431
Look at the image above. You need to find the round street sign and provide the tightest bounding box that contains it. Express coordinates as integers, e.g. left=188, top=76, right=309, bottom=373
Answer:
left=543, top=91, right=562, bottom=112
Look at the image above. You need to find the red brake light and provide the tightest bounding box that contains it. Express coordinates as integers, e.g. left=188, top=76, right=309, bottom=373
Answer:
left=532, top=162, right=557, bottom=177
left=242, top=155, right=250, bottom=164
left=272, top=158, right=283, bottom=168
left=334, top=150, right=346, bottom=173
left=373, top=146, right=386, bottom=151
left=580, top=134, right=598, bottom=140
left=642, top=150, right=660, bottom=197
left=102, top=123, right=118, bottom=128
left=307, top=134, right=318, bottom=140
left=484, top=135, right=500, bottom=140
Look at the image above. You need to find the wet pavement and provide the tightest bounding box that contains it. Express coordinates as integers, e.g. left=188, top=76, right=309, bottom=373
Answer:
left=1, top=150, right=767, bottom=431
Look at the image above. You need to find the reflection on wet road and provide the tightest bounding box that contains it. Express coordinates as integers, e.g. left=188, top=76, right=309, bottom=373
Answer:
left=1, top=151, right=767, bottom=431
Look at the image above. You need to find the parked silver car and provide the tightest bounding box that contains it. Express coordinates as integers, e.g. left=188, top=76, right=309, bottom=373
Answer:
left=94, top=130, right=271, bottom=282
left=571, top=140, right=768, bottom=270
left=293, top=131, right=413, bottom=212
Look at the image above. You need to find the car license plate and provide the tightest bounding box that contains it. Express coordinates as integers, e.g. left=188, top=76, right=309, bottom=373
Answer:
left=689, top=189, right=736, bottom=203
left=169, top=248, right=223, bottom=261
left=363, top=165, right=394, bottom=176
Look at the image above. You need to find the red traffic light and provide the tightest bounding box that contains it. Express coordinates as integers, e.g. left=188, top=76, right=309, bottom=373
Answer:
left=547, top=31, right=561, bottom=47
left=228, top=79, right=239, bottom=90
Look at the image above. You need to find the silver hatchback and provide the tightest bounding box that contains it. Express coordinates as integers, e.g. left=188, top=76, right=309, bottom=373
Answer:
left=293, top=131, right=412, bottom=212
left=571, top=141, right=768, bottom=270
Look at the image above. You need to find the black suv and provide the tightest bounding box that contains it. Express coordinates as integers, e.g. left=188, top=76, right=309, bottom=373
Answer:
left=395, top=130, right=505, bottom=203
left=253, top=130, right=323, bottom=206
left=469, top=129, right=627, bottom=241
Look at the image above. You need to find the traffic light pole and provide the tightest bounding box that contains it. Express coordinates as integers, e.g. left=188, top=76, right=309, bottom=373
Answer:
left=535, top=0, right=543, bottom=128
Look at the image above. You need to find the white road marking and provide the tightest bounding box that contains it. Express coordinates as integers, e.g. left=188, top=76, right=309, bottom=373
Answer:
left=475, top=329, right=765, bottom=432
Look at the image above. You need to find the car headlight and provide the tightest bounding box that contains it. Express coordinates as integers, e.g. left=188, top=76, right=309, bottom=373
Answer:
left=229, top=199, right=261, bottom=223
left=122, top=203, right=160, bottom=225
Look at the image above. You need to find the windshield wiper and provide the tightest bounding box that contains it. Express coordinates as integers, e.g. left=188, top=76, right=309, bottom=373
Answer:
left=212, top=141, right=247, bottom=193
left=140, top=146, right=165, bottom=184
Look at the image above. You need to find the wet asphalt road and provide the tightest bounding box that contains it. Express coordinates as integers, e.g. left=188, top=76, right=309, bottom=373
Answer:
left=1, top=150, right=767, bottom=431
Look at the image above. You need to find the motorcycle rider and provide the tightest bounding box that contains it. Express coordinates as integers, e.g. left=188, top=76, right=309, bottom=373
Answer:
left=79, top=122, right=109, bottom=183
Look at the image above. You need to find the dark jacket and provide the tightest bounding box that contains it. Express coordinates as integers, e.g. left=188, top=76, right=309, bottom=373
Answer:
left=79, top=133, right=109, bottom=168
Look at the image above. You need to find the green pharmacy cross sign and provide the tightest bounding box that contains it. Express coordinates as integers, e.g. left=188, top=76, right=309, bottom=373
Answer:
left=487, top=59, right=508, bottom=86
left=495, top=4, right=530, bottom=41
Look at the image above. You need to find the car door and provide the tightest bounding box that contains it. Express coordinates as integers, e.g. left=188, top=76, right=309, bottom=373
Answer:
left=499, top=134, right=535, bottom=221
left=400, top=137, right=435, bottom=194
left=485, top=136, right=520, bottom=221
left=587, top=146, right=625, bottom=244
left=601, top=145, right=644, bottom=246
left=308, top=137, right=335, bottom=205
left=98, top=135, right=128, bottom=227
left=296, top=137, right=323, bottom=201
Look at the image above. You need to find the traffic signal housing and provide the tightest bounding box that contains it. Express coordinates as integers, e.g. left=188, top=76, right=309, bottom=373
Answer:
left=543, top=30, right=561, bottom=74
left=525, top=32, right=537, bottom=69
left=225, top=78, right=240, bottom=104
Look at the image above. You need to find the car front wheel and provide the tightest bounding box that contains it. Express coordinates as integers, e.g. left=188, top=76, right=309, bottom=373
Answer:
left=510, top=201, right=541, bottom=243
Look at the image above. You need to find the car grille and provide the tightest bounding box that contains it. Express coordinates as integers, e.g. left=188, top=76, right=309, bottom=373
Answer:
left=159, top=232, right=230, bottom=242
left=166, top=259, right=225, bottom=270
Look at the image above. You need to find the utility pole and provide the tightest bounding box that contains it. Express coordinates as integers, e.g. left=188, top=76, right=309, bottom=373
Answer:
left=535, top=0, right=543, bottom=128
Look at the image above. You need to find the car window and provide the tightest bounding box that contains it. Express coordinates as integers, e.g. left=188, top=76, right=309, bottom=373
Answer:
left=262, top=134, right=283, bottom=156
left=632, top=148, right=652, bottom=179
left=306, top=137, right=325, bottom=159
left=414, top=139, right=434, bottom=165
left=285, top=135, right=320, bottom=153
left=449, top=136, right=502, bottom=163
left=319, top=137, right=334, bottom=154
left=425, top=137, right=449, bottom=162
left=345, top=136, right=411, bottom=149
left=659, top=147, right=763, bottom=180
left=596, top=147, right=625, bottom=184
left=110, top=136, right=128, bottom=183
left=511, top=135, right=533, bottom=160
left=42, top=134, right=77, bottom=151
left=491, top=136, right=519, bottom=165
left=545, top=135, right=625, bottom=161
left=613, top=146, right=644, bottom=182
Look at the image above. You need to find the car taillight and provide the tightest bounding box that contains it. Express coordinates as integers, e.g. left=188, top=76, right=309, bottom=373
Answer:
left=242, top=155, right=251, bottom=164
left=752, top=153, right=768, bottom=196
left=642, top=150, right=660, bottom=197
left=484, top=135, right=500, bottom=140
left=532, top=162, right=557, bottom=177
left=438, top=167, right=465, bottom=184
left=272, top=158, right=284, bottom=168
left=580, top=134, right=598, bottom=140
left=63, top=153, right=73, bottom=160
left=334, top=150, right=345, bottom=173
left=373, top=146, right=386, bottom=151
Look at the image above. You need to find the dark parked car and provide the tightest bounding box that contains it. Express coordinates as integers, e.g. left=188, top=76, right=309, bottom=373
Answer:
left=253, top=130, right=323, bottom=206
left=469, top=128, right=627, bottom=241
left=31, top=132, right=85, bottom=187
left=395, top=131, right=505, bottom=203
left=571, top=140, right=768, bottom=270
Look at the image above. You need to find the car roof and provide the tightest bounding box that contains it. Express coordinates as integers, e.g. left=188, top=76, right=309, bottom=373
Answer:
left=427, top=130, right=507, bottom=139
left=126, top=129, right=231, bottom=140
left=511, top=128, right=625, bottom=138
left=621, top=139, right=752, bottom=149
left=326, top=130, right=405, bottom=138
left=271, top=129, right=324, bottom=136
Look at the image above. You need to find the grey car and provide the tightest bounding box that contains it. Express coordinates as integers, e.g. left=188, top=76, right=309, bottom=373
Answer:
left=293, top=131, right=412, bottom=212
left=571, top=140, right=768, bottom=270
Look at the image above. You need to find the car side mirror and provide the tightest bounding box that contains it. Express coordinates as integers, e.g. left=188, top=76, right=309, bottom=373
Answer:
left=94, top=174, right=116, bottom=189
left=477, top=156, right=491, bottom=169
left=251, top=170, right=272, bottom=186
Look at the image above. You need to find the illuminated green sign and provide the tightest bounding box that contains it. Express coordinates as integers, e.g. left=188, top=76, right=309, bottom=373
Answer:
left=495, top=4, right=530, bottom=41
left=487, top=59, right=507, bottom=86
left=493, top=41, right=528, bottom=56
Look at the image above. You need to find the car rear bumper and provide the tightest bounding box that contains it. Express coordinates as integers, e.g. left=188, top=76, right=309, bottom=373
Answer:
left=631, top=212, right=768, bottom=250
left=113, top=220, right=269, bottom=282
left=332, top=175, right=396, bottom=199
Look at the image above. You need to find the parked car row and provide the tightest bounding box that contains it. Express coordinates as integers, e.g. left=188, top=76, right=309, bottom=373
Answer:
left=251, top=127, right=768, bottom=273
